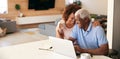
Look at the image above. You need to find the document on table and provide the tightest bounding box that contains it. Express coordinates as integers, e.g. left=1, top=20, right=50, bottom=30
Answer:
left=92, top=55, right=112, bottom=59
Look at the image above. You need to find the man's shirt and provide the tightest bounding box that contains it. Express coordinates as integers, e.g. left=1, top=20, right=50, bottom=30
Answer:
left=70, top=22, right=108, bottom=49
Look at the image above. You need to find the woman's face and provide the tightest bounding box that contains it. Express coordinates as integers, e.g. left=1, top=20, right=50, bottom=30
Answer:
left=66, top=13, right=75, bottom=27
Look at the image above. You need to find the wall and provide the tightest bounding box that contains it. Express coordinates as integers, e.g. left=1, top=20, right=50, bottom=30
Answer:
left=107, top=0, right=120, bottom=57
left=80, top=0, right=108, bottom=15
left=112, top=0, right=120, bottom=58
left=0, top=0, right=65, bottom=20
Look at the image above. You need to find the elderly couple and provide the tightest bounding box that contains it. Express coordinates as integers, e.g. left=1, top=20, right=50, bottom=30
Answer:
left=56, top=4, right=108, bottom=55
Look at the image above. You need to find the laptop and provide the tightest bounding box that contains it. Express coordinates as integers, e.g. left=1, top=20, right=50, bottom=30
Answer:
left=49, top=36, right=77, bottom=59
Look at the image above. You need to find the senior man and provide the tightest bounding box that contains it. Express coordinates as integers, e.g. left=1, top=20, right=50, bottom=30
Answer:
left=69, top=9, right=109, bottom=55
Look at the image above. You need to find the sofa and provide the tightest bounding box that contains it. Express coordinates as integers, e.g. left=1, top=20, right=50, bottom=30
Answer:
left=38, top=18, right=61, bottom=37
left=0, top=19, right=17, bottom=34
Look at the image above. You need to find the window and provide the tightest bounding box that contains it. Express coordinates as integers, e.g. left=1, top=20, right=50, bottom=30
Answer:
left=0, top=0, right=8, bottom=14
left=65, top=0, right=80, bottom=6
left=65, top=0, right=74, bottom=6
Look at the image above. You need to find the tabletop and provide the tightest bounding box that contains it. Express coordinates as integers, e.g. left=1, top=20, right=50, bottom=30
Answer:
left=0, top=39, right=112, bottom=59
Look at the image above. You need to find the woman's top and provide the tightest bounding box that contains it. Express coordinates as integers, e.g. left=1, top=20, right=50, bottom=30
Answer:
left=56, top=20, right=73, bottom=39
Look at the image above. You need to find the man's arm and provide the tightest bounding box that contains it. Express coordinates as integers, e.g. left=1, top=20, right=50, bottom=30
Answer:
left=69, top=37, right=76, bottom=43
left=74, top=43, right=109, bottom=55
left=85, top=26, right=109, bottom=55
left=87, top=43, right=109, bottom=55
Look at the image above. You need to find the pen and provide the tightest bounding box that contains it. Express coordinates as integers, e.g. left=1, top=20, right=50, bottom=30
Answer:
left=39, top=46, right=53, bottom=51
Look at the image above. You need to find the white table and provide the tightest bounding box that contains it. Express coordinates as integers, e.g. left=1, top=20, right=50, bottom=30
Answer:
left=0, top=39, right=111, bottom=59
left=0, top=40, right=74, bottom=59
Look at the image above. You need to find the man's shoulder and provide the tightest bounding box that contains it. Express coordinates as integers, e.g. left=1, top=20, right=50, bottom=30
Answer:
left=93, top=26, right=105, bottom=34
left=73, top=24, right=80, bottom=29
left=93, top=26, right=104, bottom=30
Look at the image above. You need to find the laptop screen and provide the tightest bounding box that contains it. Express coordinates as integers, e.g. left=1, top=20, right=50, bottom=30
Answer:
left=49, top=36, right=77, bottom=59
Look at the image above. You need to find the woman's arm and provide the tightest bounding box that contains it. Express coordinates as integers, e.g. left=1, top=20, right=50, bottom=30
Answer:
left=56, top=21, right=64, bottom=39
left=56, top=27, right=64, bottom=39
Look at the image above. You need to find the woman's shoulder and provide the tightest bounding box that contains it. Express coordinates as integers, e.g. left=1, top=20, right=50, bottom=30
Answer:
left=56, top=19, right=63, bottom=26
left=58, top=19, right=66, bottom=26
left=56, top=19, right=66, bottom=30
left=59, top=19, right=65, bottom=24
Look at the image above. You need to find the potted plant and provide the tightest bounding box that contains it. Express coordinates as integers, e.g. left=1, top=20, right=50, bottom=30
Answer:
left=90, top=14, right=97, bottom=22
left=15, top=4, right=23, bottom=17
left=15, top=4, right=21, bottom=10
left=73, top=0, right=82, bottom=7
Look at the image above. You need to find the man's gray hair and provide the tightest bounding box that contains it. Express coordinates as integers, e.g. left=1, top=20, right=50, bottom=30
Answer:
left=75, top=9, right=90, bottom=20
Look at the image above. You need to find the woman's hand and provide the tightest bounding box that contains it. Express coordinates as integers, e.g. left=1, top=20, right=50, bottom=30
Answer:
left=92, top=20, right=100, bottom=27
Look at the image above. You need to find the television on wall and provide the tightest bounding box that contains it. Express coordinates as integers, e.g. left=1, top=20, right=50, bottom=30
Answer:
left=28, top=0, right=55, bottom=10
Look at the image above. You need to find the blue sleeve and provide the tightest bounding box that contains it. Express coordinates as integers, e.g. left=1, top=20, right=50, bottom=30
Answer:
left=96, top=26, right=108, bottom=46
left=70, top=24, right=78, bottom=40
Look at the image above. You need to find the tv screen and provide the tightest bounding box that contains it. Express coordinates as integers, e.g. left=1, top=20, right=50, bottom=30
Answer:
left=28, top=0, right=55, bottom=10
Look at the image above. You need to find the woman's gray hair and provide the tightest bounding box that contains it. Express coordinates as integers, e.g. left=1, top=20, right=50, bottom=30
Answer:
left=75, top=9, right=91, bottom=20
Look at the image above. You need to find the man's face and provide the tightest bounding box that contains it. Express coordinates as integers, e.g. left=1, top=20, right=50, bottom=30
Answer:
left=75, top=15, right=84, bottom=28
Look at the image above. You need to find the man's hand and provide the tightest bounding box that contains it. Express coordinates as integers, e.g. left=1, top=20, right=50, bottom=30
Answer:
left=74, top=44, right=86, bottom=53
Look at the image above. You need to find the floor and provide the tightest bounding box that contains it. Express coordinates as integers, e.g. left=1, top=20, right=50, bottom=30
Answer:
left=0, top=28, right=48, bottom=47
